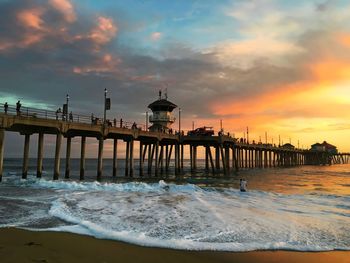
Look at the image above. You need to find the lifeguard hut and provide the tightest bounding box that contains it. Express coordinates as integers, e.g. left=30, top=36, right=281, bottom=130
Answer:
left=148, top=91, right=177, bottom=132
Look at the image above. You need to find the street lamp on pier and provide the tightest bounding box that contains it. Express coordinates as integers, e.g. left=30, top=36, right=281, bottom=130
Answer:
left=178, top=107, right=181, bottom=135
left=104, top=88, right=107, bottom=124
left=66, top=94, right=69, bottom=121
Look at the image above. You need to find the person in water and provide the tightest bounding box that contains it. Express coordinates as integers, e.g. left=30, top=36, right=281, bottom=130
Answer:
left=240, top=178, right=247, bottom=192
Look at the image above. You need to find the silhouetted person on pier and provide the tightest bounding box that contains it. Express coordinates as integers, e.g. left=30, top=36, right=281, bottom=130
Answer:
left=4, top=102, right=8, bottom=114
left=132, top=122, right=137, bottom=129
left=69, top=111, right=73, bottom=122
left=239, top=178, right=247, bottom=192
left=16, top=100, right=21, bottom=115
left=91, top=113, right=94, bottom=124
left=56, top=108, right=61, bottom=120
left=113, top=118, right=116, bottom=127
left=120, top=118, right=123, bottom=128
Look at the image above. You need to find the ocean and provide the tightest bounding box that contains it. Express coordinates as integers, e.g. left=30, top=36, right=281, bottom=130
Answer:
left=0, top=158, right=349, bottom=252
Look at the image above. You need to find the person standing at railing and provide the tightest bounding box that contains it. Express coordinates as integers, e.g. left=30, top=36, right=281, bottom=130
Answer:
left=132, top=122, right=137, bottom=129
left=16, top=100, right=21, bottom=116
left=4, top=102, right=8, bottom=114
left=113, top=118, right=116, bottom=127
left=69, top=111, right=73, bottom=122
left=91, top=113, right=94, bottom=124
left=120, top=118, right=123, bottom=128
left=56, top=108, right=61, bottom=120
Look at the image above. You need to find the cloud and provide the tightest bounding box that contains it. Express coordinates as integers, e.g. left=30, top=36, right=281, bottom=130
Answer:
left=17, top=8, right=45, bottom=30
left=49, top=0, right=76, bottom=23
left=88, top=16, right=118, bottom=45
left=150, top=32, right=162, bottom=41
left=1, top=0, right=350, bottom=153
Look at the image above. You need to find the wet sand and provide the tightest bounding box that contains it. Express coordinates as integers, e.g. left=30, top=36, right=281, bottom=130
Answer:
left=0, top=228, right=349, bottom=263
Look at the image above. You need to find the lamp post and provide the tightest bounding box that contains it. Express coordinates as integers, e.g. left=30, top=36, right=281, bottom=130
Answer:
left=246, top=126, right=249, bottom=144
left=104, top=88, right=107, bottom=124
left=178, top=107, right=181, bottom=134
left=66, top=94, right=69, bottom=121
left=146, top=111, right=148, bottom=130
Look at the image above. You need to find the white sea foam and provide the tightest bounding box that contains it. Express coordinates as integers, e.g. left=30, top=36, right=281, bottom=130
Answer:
left=42, top=181, right=350, bottom=252
left=11, top=177, right=202, bottom=194
left=1, top=177, right=350, bottom=251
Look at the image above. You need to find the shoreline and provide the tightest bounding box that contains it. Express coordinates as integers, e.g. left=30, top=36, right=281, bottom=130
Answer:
left=0, top=228, right=349, bottom=263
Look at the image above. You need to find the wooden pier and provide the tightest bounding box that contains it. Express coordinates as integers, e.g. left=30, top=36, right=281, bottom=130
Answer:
left=0, top=105, right=349, bottom=182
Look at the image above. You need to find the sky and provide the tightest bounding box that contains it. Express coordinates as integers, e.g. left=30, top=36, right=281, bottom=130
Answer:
left=1, top=0, right=350, bottom=157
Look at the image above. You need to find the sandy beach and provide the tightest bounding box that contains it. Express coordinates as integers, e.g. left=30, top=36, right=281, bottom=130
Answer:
left=0, top=228, right=348, bottom=263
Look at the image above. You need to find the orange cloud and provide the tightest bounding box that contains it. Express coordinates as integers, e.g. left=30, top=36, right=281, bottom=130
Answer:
left=73, top=53, right=121, bottom=75
left=89, top=16, right=118, bottom=45
left=17, top=8, right=44, bottom=30
left=49, top=0, right=76, bottom=23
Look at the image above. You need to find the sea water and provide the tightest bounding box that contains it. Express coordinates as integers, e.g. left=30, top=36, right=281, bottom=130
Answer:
left=0, top=158, right=349, bottom=252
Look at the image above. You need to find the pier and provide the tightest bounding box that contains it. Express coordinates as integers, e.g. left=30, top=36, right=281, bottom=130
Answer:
left=0, top=102, right=349, bottom=182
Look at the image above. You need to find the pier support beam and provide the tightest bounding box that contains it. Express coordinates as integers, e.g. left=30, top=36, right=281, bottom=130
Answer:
left=0, top=129, right=5, bottom=182
left=165, top=145, right=169, bottom=173
left=225, top=146, right=230, bottom=173
left=215, top=146, right=220, bottom=171
left=36, top=133, right=44, bottom=178
left=53, top=134, right=62, bottom=180
left=155, top=141, right=159, bottom=177
left=160, top=145, right=164, bottom=175
left=113, top=139, right=118, bottom=177
left=193, top=145, right=197, bottom=171
left=205, top=146, right=209, bottom=171
left=180, top=144, right=184, bottom=171
left=139, top=142, right=143, bottom=177
left=190, top=145, right=193, bottom=173
left=175, top=144, right=180, bottom=176
left=97, top=137, right=104, bottom=180
left=129, top=139, right=134, bottom=177
left=125, top=141, right=130, bottom=177
left=22, top=134, right=30, bottom=179
left=220, top=145, right=227, bottom=175
left=80, top=136, right=86, bottom=180
left=147, top=143, right=152, bottom=175
left=207, top=146, right=215, bottom=175
left=65, top=137, right=71, bottom=179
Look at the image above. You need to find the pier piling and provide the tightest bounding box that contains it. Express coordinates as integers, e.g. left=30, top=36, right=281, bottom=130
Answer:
left=97, top=137, right=104, bottom=180
left=0, top=129, right=4, bottom=182
left=80, top=136, right=86, bottom=180
left=22, top=134, right=30, bottom=179
left=113, top=139, right=118, bottom=177
left=53, top=134, right=62, bottom=180
left=65, top=137, right=71, bottom=179
left=36, top=133, right=44, bottom=178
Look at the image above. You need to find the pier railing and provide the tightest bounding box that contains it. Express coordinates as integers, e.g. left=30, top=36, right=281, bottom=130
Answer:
left=0, top=103, right=147, bottom=130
